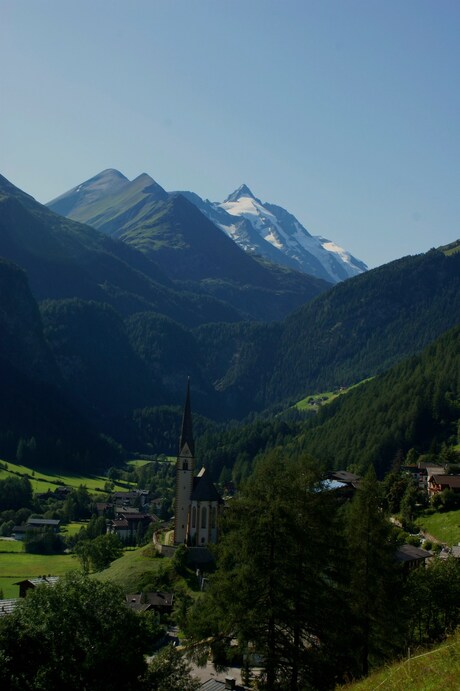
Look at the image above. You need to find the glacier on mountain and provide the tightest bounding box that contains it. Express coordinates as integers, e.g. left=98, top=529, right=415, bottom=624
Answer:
left=182, top=185, right=367, bottom=284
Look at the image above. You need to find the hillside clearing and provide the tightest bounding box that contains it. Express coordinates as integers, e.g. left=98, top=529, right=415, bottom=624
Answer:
left=294, top=379, right=372, bottom=411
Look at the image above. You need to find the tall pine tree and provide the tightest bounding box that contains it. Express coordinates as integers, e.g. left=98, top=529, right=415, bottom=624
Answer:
left=343, top=467, right=404, bottom=677
left=186, top=450, right=346, bottom=690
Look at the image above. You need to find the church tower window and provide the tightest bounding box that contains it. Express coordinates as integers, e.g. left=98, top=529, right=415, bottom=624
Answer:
left=192, top=506, right=196, bottom=528
left=201, top=506, right=207, bottom=529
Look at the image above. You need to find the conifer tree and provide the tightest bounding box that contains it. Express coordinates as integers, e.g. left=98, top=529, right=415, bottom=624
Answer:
left=344, top=467, right=404, bottom=677
left=186, top=450, right=345, bottom=690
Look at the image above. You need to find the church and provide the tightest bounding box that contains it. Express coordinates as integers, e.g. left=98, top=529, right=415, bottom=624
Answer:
left=174, top=380, right=222, bottom=546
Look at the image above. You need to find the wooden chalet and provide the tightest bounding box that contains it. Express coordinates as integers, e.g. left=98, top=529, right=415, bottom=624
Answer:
left=395, top=544, right=431, bottom=572
left=14, top=576, right=60, bottom=598
left=125, top=591, right=174, bottom=615
left=427, top=474, right=460, bottom=497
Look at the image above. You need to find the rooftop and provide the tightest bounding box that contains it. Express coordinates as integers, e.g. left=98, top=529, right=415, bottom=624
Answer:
left=0, top=599, right=19, bottom=616
left=396, top=544, right=431, bottom=563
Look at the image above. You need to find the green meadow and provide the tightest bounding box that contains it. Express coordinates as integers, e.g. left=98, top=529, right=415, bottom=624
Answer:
left=94, top=545, right=166, bottom=593
left=0, top=539, right=24, bottom=553
left=416, top=509, right=460, bottom=547
left=0, top=460, right=134, bottom=495
left=0, top=552, right=79, bottom=598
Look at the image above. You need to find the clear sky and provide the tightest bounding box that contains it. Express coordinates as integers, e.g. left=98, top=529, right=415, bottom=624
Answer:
left=1, top=0, right=459, bottom=268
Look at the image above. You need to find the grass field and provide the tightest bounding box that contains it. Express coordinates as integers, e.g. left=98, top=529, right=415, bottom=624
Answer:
left=0, top=552, right=79, bottom=597
left=60, top=521, right=89, bottom=537
left=0, top=539, right=24, bottom=553
left=416, top=509, right=460, bottom=547
left=126, top=459, right=152, bottom=468
left=0, top=460, right=134, bottom=495
left=341, top=630, right=460, bottom=690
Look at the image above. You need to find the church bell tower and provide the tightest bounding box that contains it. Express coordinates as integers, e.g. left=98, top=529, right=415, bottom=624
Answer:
left=173, top=379, right=195, bottom=544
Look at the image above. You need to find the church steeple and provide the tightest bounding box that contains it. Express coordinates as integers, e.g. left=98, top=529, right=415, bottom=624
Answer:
left=174, top=378, right=195, bottom=545
left=179, top=377, right=194, bottom=455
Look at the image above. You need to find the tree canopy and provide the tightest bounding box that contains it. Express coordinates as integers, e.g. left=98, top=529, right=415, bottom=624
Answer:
left=0, top=572, right=149, bottom=691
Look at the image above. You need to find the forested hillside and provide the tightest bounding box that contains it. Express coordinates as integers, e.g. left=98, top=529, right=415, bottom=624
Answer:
left=201, top=249, right=460, bottom=416
left=296, top=323, right=460, bottom=476
left=196, top=325, right=460, bottom=482
left=0, top=260, right=121, bottom=470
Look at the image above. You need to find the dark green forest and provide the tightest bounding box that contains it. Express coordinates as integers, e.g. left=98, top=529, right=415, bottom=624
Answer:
left=195, top=324, right=460, bottom=482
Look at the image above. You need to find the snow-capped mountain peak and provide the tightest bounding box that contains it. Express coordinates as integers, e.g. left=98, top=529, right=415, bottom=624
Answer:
left=180, top=186, right=368, bottom=284
left=224, top=184, right=258, bottom=203
left=176, top=183, right=367, bottom=284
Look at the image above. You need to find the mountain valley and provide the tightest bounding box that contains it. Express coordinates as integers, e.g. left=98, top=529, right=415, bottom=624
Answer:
left=0, top=170, right=458, bottom=476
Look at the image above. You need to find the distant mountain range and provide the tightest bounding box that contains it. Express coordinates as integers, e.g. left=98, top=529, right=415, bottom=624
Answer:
left=47, top=169, right=367, bottom=285
left=0, top=169, right=459, bottom=473
left=46, top=169, right=329, bottom=322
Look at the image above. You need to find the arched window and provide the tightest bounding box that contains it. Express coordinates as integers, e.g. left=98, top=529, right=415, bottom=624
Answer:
left=183, top=460, right=188, bottom=471
left=192, top=506, right=196, bottom=529
left=211, top=506, right=217, bottom=529
left=201, top=506, right=207, bottom=529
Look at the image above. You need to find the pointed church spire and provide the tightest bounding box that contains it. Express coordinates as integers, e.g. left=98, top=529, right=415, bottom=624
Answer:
left=179, top=377, right=194, bottom=455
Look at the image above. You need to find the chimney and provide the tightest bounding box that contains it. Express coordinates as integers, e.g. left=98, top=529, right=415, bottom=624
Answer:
left=225, top=678, right=236, bottom=690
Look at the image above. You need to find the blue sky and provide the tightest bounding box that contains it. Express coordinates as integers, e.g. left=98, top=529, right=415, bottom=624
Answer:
left=1, top=0, right=459, bottom=268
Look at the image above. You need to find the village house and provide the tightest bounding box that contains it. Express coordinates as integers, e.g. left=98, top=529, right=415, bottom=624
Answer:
left=26, top=517, right=61, bottom=532
left=95, top=501, right=113, bottom=517
left=112, top=489, right=150, bottom=509
left=427, top=474, right=460, bottom=497
left=402, top=462, right=445, bottom=491
left=1, top=577, right=59, bottom=617
left=108, top=512, right=156, bottom=541
left=323, top=470, right=361, bottom=500
left=395, top=544, right=431, bottom=573
left=125, top=591, right=174, bottom=615
left=36, top=486, right=72, bottom=501
left=12, top=518, right=61, bottom=540
left=14, top=576, right=59, bottom=598
left=200, top=678, right=248, bottom=690
left=0, top=599, right=19, bottom=617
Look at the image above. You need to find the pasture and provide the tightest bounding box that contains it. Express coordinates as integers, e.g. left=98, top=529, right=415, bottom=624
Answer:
left=0, top=460, right=134, bottom=495
left=0, top=551, right=79, bottom=598
left=416, top=508, right=460, bottom=547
